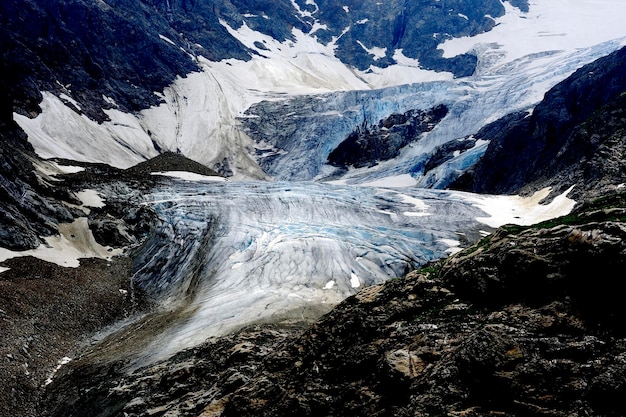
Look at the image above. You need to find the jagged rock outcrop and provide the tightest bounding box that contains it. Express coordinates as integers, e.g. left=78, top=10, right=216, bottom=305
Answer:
left=310, top=0, right=529, bottom=76
left=328, top=104, right=448, bottom=169
left=0, top=133, right=79, bottom=250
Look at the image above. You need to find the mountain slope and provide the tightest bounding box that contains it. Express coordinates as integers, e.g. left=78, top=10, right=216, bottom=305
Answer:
left=0, top=0, right=525, bottom=123
left=4, top=0, right=625, bottom=179
left=40, top=193, right=626, bottom=417
left=450, top=46, right=626, bottom=200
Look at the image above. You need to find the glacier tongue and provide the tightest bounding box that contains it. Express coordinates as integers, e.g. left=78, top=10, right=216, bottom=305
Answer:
left=129, top=180, right=491, bottom=365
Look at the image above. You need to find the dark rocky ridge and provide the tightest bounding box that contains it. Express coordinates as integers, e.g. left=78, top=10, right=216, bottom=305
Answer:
left=450, top=46, right=626, bottom=200
left=328, top=104, right=448, bottom=169
left=308, top=0, right=529, bottom=76
left=0, top=137, right=80, bottom=250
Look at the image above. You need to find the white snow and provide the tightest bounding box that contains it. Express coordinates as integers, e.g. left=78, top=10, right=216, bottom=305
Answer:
left=151, top=171, right=227, bottom=182
left=14, top=92, right=156, bottom=168
left=76, top=189, right=106, bottom=208
left=440, top=0, right=626, bottom=68
left=439, top=238, right=462, bottom=255
left=159, top=34, right=176, bottom=46
left=44, top=357, right=72, bottom=386
left=358, top=174, right=419, bottom=187
left=357, top=40, right=386, bottom=60
left=54, top=165, right=85, bottom=174
left=350, top=272, right=361, bottom=288
left=33, top=160, right=85, bottom=179
left=459, top=186, right=577, bottom=228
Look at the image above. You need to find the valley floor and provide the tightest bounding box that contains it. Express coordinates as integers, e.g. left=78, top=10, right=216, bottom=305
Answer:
left=0, top=255, right=139, bottom=417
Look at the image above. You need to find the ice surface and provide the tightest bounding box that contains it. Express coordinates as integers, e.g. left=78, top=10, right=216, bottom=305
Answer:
left=129, top=180, right=576, bottom=365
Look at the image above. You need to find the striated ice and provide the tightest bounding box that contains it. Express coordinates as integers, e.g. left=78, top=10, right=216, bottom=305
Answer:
left=127, top=180, right=577, bottom=366
left=131, top=180, right=492, bottom=364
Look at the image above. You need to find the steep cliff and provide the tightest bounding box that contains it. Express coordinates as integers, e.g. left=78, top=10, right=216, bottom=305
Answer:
left=450, top=46, right=626, bottom=200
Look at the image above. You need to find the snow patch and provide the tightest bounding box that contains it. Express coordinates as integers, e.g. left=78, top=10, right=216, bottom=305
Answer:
left=357, top=40, right=386, bottom=60
left=359, top=174, right=418, bottom=187
left=439, top=0, right=626, bottom=68
left=459, top=186, right=577, bottom=228
left=0, top=218, right=122, bottom=268
left=44, top=357, right=72, bottom=386
left=76, top=189, right=106, bottom=208
left=151, top=171, right=227, bottom=182
left=439, top=238, right=462, bottom=255
left=350, top=272, right=361, bottom=288
left=159, top=34, right=176, bottom=45
left=15, top=92, right=156, bottom=168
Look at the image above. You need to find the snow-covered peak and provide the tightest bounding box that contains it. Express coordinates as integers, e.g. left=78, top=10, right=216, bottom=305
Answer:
left=440, top=0, right=626, bottom=72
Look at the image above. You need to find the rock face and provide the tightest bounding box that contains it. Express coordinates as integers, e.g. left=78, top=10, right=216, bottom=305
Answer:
left=41, top=193, right=626, bottom=417
left=328, top=104, right=448, bottom=169
left=0, top=130, right=78, bottom=250
left=451, top=46, right=626, bottom=200
left=303, top=0, right=523, bottom=76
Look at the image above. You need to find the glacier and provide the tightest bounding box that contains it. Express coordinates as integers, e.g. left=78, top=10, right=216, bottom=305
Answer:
left=13, top=1, right=626, bottom=181
left=7, top=0, right=626, bottom=366
left=122, top=178, right=574, bottom=366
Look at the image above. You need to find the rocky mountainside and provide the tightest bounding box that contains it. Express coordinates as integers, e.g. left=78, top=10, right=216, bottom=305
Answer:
left=449, top=46, right=626, bottom=200
left=0, top=0, right=527, bottom=123
left=41, top=191, right=626, bottom=417
left=0, top=127, right=79, bottom=250
left=327, top=104, right=449, bottom=169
